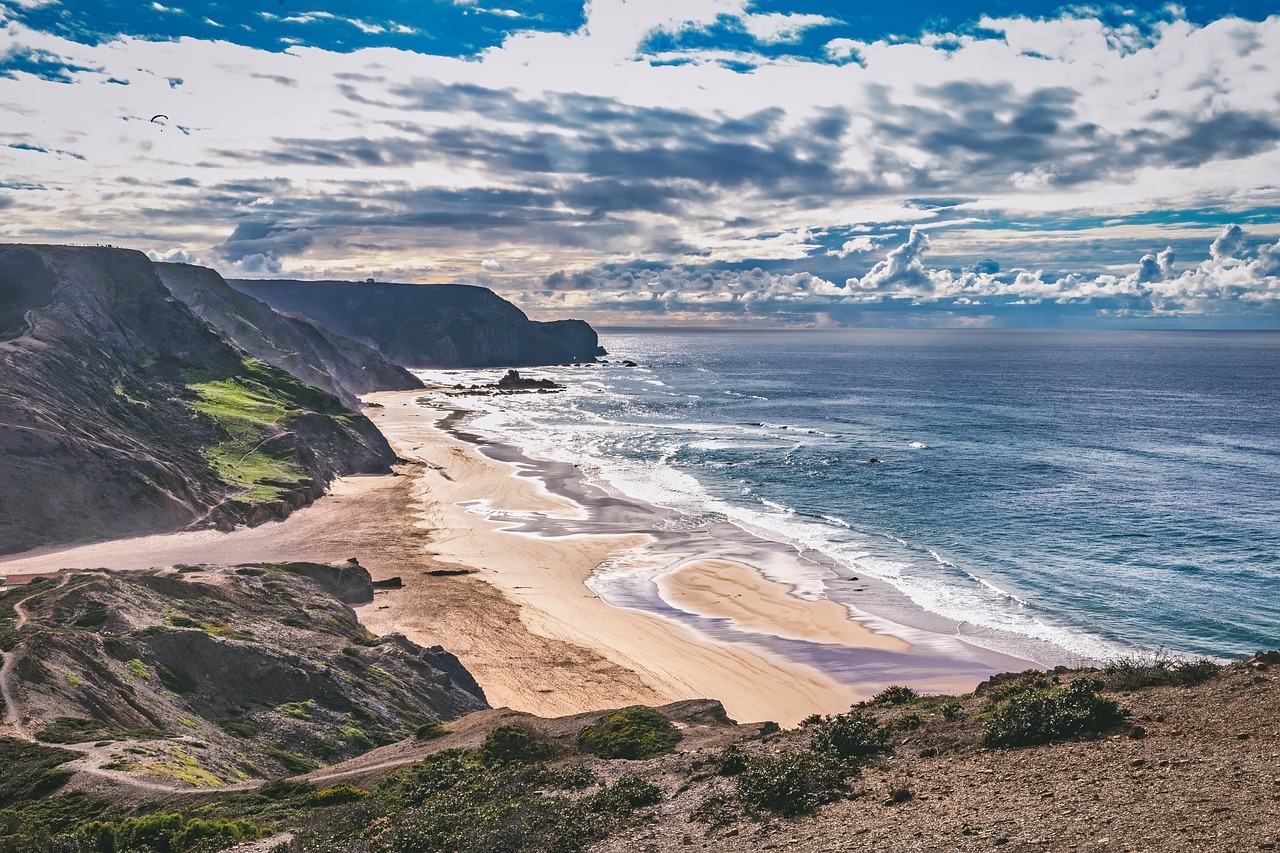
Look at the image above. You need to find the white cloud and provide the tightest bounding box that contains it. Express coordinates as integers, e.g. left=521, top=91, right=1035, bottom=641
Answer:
left=827, top=235, right=876, bottom=257
left=740, top=12, right=838, bottom=45
left=480, top=258, right=504, bottom=271
left=822, top=38, right=863, bottom=62
left=848, top=227, right=932, bottom=291
left=1210, top=224, right=1246, bottom=260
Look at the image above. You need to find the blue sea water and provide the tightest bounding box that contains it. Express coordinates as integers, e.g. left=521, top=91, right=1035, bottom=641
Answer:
left=428, top=329, right=1280, bottom=662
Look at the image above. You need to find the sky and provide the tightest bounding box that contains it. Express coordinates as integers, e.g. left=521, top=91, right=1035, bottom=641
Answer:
left=2, top=0, right=1279, bottom=327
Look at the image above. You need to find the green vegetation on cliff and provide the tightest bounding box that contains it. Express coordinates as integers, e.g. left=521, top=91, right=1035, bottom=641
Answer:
left=185, top=358, right=340, bottom=502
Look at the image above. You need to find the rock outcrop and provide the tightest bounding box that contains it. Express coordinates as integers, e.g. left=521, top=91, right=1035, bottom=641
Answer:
left=0, top=563, right=488, bottom=783
left=0, top=245, right=397, bottom=554
left=228, top=279, right=605, bottom=368
left=155, top=263, right=421, bottom=410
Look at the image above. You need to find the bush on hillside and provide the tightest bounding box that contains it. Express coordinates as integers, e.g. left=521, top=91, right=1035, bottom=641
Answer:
left=870, top=685, right=918, bottom=706
left=577, top=707, right=682, bottom=760
left=1103, top=650, right=1220, bottom=690
left=735, top=750, right=847, bottom=816
left=808, top=712, right=888, bottom=761
left=983, top=677, right=1128, bottom=748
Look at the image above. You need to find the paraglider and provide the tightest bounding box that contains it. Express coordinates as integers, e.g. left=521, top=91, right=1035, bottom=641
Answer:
left=150, top=114, right=167, bottom=123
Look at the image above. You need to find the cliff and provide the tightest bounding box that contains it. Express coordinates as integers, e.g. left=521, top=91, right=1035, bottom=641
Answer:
left=155, top=263, right=421, bottom=410
left=228, top=279, right=606, bottom=368
left=0, top=245, right=398, bottom=555
left=0, top=562, right=488, bottom=784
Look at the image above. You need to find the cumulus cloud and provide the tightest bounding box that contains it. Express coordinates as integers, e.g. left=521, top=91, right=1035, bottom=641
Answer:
left=1135, top=247, right=1176, bottom=283
left=827, top=236, right=876, bottom=258
left=481, top=258, right=504, bottom=271
left=1210, top=224, right=1246, bottom=261
left=849, top=227, right=932, bottom=292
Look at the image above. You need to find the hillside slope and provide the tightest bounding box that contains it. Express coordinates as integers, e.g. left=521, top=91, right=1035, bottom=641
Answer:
left=156, top=263, right=421, bottom=410
left=229, top=279, right=605, bottom=368
left=0, top=245, right=397, bottom=554
left=0, top=562, right=487, bottom=786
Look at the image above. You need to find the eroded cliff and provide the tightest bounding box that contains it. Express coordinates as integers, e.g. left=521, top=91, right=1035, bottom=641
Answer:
left=228, top=279, right=605, bottom=368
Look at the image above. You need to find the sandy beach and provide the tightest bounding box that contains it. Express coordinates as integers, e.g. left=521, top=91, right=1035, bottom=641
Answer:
left=2, top=389, right=1034, bottom=725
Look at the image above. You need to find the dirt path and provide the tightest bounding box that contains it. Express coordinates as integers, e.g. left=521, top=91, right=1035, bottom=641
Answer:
left=0, top=574, right=71, bottom=737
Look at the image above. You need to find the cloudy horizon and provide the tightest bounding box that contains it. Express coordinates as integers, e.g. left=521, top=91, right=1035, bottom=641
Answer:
left=2, top=0, right=1279, bottom=327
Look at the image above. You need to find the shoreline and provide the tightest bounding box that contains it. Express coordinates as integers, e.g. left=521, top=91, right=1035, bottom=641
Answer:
left=364, top=389, right=1037, bottom=719
left=3, top=388, right=1040, bottom=725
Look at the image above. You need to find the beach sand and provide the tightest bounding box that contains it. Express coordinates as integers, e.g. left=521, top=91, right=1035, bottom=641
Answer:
left=2, top=389, right=1034, bottom=725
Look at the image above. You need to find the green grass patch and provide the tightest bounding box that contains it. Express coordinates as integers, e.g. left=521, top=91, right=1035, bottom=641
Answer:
left=125, top=658, right=150, bottom=679
left=275, top=701, right=314, bottom=721
left=185, top=358, right=324, bottom=502
left=35, top=717, right=165, bottom=745
left=139, top=749, right=225, bottom=788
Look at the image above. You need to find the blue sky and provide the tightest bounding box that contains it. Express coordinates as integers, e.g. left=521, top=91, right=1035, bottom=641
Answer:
left=2, top=0, right=1279, bottom=326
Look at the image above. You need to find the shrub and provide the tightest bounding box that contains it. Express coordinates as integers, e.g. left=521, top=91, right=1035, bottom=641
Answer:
left=479, top=724, right=556, bottom=766
left=367, top=751, right=646, bottom=853
left=221, top=718, right=259, bottom=738
left=586, top=775, right=662, bottom=813
left=577, top=707, right=682, bottom=760
left=871, top=685, right=918, bottom=706
left=1103, top=650, right=1221, bottom=690
left=414, top=721, right=449, bottom=740
left=312, top=784, right=368, bottom=805
left=34, top=717, right=163, bottom=744
left=547, top=762, right=597, bottom=790
left=983, top=678, right=1128, bottom=748
left=713, top=744, right=749, bottom=776
left=256, top=778, right=315, bottom=800
left=264, top=747, right=318, bottom=774
left=80, top=813, right=266, bottom=852
left=172, top=818, right=264, bottom=850
left=809, top=712, right=888, bottom=761
left=736, top=750, right=847, bottom=816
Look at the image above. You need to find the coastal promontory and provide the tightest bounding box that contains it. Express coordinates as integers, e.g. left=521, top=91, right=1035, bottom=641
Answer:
left=0, top=246, right=398, bottom=554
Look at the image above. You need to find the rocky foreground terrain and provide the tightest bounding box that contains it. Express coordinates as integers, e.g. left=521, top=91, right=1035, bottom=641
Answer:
left=0, top=563, right=1274, bottom=853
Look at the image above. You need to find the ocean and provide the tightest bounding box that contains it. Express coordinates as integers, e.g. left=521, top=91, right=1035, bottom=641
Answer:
left=419, top=329, right=1280, bottom=664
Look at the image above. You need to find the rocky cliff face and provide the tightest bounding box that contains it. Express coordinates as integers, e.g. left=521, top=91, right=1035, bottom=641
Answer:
left=0, top=562, right=488, bottom=783
left=228, top=279, right=606, bottom=368
left=0, top=245, right=397, bottom=554
left=156, top=263, right=421, bottom=410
